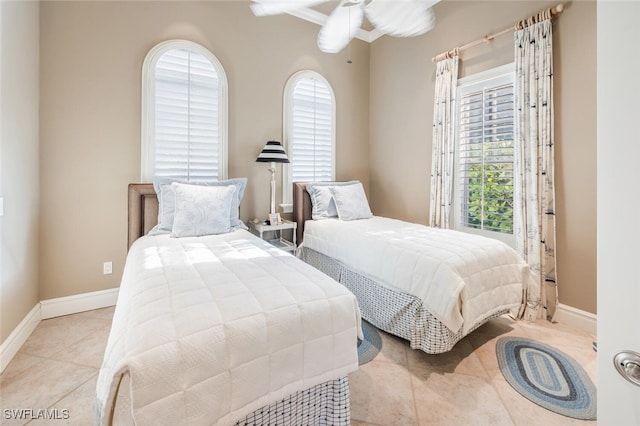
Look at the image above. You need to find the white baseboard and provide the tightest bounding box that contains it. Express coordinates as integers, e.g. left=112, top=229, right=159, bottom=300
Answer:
left=554, top=303, right=597, bottom=336
left=40, top=287, right=119, bottom=319
left=1, top=287, right=119, bottom=373
left=0, top=304, right=42, bottom=373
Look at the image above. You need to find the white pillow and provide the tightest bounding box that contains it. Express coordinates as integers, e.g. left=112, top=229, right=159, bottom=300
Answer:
left=329, top=183, right=373, bottom=221
left=170, top=183, right=236, bottom=238
left=306, top=181, right=359, bottom=220
left=151, top=177, right=247, bottom=234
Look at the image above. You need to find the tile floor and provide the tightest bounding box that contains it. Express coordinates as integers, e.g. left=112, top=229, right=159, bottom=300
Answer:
left=0, top=308, right=597, bottom=425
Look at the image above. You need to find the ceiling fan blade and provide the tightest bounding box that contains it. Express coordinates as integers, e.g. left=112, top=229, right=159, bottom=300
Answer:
left=250, top=0, right=329, bottom=17
left=364, top=0, right=435, bottom=37
left=317, top=3, right=364, bottom=53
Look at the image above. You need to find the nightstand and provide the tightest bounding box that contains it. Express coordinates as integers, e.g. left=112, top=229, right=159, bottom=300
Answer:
left=248, top=219, right=297, bottom=253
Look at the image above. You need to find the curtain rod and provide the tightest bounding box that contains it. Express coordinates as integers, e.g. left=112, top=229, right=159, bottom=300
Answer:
left=431, top=3, right=564, bottom=63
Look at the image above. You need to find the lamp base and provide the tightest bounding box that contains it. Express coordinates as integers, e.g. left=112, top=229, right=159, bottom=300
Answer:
left=269, top=162, right=276, bottom=215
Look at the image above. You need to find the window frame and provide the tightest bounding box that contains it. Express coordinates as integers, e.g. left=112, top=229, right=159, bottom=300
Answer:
left=140, top=39, right=228, bottom=182
left=453, top=63, right=515, bottom=247
left=281, top=70, right=336, bottom=212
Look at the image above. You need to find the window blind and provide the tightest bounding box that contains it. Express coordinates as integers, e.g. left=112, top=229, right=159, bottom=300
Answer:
left=154, top=48, right=220, bottom=182
left=458, top=80, right=514, bottom=234
left=291, top=77, right=334, bottom=182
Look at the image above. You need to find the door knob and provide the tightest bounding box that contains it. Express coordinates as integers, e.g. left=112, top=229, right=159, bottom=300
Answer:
left=614, top=351, right=640, bottom=387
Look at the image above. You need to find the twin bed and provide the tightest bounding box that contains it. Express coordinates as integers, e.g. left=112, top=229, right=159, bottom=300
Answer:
left=293, top=182, right=527, bottom=354
left=95, top=184, right=361, bottom=426
left=96, top=180, right=528, bottom=425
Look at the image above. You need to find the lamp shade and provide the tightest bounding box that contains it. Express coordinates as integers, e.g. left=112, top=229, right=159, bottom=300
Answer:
left=256, top=140, right=290, bottom=163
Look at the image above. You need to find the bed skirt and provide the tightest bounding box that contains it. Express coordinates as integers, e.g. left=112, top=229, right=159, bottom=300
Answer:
left=301, top=247, right=507, bottom=354
left=234, top=377, right=350, bottom=426
left=110, top=375, right=350, bottom=426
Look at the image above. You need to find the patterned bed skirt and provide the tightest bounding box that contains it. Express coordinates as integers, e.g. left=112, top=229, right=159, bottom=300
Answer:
left=110, top=356, right=350, bottom=426
left=301, top=247, right=507, bottom=354
left=234, top=377, right=350, bottom=426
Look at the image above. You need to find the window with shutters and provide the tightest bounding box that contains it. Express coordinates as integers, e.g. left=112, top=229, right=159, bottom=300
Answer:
left=282, top=71, right=336, bottom=209
left=141, top=40, right=228, bottom=182
left=455, top=63, right=515, bottom=245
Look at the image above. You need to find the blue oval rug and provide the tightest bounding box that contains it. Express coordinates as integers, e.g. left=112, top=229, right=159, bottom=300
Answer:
left=357, top=320, right=382, bottom=365
left=496, top=337, right=597, bottom=420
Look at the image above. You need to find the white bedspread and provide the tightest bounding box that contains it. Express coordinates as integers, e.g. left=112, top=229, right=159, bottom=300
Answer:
left=303, top=217, right=528, bottom=334
left=95, top=230, right=360, bottom=426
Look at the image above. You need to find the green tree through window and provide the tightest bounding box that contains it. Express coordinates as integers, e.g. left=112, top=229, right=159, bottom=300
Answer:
left=457, top=67, right=514, bottom=236
left=465, top=163, right=513, bottom=233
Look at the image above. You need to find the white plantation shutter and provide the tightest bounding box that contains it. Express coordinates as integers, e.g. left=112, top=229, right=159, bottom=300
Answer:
left=456, top=66, right=515, bottom=238
left=282, top=71, right=335, bottom=207
left=141, top=41, right=227, bottom=182
left=291, top=77, right=334, bottom=181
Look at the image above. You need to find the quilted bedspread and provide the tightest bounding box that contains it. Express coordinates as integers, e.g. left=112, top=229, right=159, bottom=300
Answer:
left=303, top=217, right=529, bottom=335
left=95, top=230, right=361, bottom=425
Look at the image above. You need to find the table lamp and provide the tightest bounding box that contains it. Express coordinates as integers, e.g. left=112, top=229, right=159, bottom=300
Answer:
left=256, top=140, right=290, bottom=215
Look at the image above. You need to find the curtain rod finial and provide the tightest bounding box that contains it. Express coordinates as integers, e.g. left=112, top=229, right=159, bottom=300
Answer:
left=554, top=3, right=564, bottom=14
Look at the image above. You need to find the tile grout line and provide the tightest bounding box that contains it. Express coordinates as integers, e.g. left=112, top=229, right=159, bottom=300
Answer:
left=407, top=350, right=421, bottom=425
left=405, top=363, right=496, bottom=381
left=17, top=320, right=111, bottom=367
left=477, top=328, right=518, bottom=424
left=408, top=376, right=420, bottom=425
left=17, top=348, right=105, bottom=371
left=17, top=344, right=106, bottom=370
left=3, top=311, right=110, bottom=424
left=0, top=353, right=50, bottom=380
left=24, top=371, right=99, bottom=425
left=488, top=378, right=518, bottom=426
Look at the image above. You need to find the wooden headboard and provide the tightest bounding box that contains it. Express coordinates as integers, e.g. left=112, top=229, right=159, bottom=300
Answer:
left=128, top=183, right=158, bottom=249
left=293, top=182, right=313, bottom=246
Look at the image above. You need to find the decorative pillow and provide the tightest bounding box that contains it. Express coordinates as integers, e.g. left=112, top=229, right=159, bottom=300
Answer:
left=170, top=183, right=236, bottom=238
left=306, top=181, right=359, bottom=220
left=151, top=177, right=247, bottom=234
left=329, top=182, right=373, bottom=221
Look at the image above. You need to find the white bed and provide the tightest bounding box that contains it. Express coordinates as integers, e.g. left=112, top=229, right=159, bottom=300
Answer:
left=95, top=184, right=361, bottom=426
left=293, top=181, right=528, bottom=354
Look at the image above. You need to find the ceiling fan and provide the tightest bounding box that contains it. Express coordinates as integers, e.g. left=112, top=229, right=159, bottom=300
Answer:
left=250, top=0, right=436, bottom=54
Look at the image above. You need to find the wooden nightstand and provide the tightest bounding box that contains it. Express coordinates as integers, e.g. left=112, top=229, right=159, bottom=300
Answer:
left=248, top=219, right=297, bottom=253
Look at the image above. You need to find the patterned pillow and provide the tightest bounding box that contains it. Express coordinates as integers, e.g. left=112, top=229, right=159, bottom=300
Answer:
left=151, top=177, right=247, bottom=234
left=170, top=183, right=236, bottom=237
left=305, top=181, right=359, bottom=220
left=329, top=182, right=373, bottom=221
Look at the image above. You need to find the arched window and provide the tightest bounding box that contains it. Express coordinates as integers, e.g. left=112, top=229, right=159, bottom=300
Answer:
left=282, top=70, right=336, bottom=209
left=141, top=40, right=228, bottom=182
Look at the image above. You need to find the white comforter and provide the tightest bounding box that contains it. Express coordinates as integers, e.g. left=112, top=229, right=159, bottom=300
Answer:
left=95, top=230, right=361, bottom=426
left=303, top=217, right=528, bottom=335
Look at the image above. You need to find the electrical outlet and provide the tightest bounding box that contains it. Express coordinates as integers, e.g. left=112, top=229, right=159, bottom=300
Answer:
left=103, top=261, right=113, bottom=275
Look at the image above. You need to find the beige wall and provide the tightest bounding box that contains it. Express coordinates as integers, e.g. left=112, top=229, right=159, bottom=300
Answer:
left=39, top=1, right=369, bottom=299
left=369, top=0, right=597, bottom=314
left=1, top=1, right=40, bottom=342
left=7, top=0, right=595, bottom=338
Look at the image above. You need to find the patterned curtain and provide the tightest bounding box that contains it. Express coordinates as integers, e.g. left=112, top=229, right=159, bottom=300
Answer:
left=429, top=53, right=459, bottom=228
left=513, top=18, right=559, bottom=322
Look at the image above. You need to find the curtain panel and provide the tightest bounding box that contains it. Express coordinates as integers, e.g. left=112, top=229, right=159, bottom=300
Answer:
left=513, top=19, right=559, bottom=321
left=429, top=54, right=459, bottom=228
